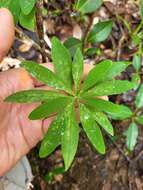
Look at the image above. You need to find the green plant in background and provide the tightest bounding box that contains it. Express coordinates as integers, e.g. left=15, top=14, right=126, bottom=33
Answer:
left=5, top=37, right=135, bottom=170
left=117, top=0, right=143, bottom=54
left=75, top=0, right=103, bottom=14
left=44, top=167, right=65, bottom=183
left=64, top=0, right=113, bottom=57
left=132, top=53, right=142, bottom=89
left=0, top=0, right=36, bottom=30
left=124, top=83, right=143, bottom=151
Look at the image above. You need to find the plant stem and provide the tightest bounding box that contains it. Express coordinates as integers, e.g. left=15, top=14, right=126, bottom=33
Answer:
left=133, top=20, right=143, bottom=36
left=35, top=0, right=47, bottom=62
left=82, top=13, right=95, bottom=52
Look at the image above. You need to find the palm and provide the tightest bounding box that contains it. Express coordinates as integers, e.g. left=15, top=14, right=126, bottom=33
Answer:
left=0, top=68, right=52, bottom=176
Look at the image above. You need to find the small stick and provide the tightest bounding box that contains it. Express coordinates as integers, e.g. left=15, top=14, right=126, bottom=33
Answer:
left=15, top=27, right=51, bottom=60
left=107, top=134, right=131, bottom=163
left=35, top=0, right=47, bottom=62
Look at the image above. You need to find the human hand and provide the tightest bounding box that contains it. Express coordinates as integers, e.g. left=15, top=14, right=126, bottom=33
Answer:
left=0, top=8, right=53, bottom=176
left=0, top=8, right=96, bottom=176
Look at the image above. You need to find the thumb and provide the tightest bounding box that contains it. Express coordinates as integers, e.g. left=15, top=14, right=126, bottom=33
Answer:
left=0, top=8, right=15, bottom=62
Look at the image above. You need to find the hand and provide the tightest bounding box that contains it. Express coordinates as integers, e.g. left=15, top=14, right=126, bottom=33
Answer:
left=0, top=8, right=95, bottom=176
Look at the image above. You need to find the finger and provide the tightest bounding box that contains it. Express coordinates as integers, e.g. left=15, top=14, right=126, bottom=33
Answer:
left=0, top=8, right=15, bottom=62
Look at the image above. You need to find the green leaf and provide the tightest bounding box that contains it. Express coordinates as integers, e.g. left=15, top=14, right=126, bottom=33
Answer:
left=21, top=61, right=73, bottom=94
left=0, top=0, right=11, bottom=8
left=92, top=111, right=114, bottom=136
left=5, top=90, right=66, bottom=103
left=79, top=104, right=105, bottom=154
left=62, top=102, right=79, bottom=171
left=19, top=8, right=35, bottom=31
left=83, top=97, right=132, bottom=120
left=64, top=37, right=82, bottom=57
left=72, top=49, right=83, bottom=93
left=82, top=60, right=112, bottom=91
left=124, top=122, right=138, bottom=151
left=29, top=97, right=72, bottom=120
left=85, top=47, right=99, bottom=56
left=107, top=61, right=131, bottom=78
left=135, top=115, right=143, bottom=125
left=3, top=0, right=21, bottom=24
left=87, top=20, right=113, bottom=44
left=133, top=54, right=141, bottom=72
left=82, top=60, right=130, bottom=91
left=76, top=0, right=103, bottom=14
left=39, top=113, right=65, bottom=158
left=51, top=37, right=72, bottom=88
left=19, top=0, right=36, bottom=15
left=131, top=73, right=140, bottom=90
left=83, top=80, right=134, bottom=96
left=135, top=84, right=143, bottom=108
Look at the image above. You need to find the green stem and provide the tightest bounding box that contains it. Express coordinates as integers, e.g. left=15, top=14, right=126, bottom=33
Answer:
left=82, top=13, right=94, bottom=53
left=133, top=20, right=143, bottom=36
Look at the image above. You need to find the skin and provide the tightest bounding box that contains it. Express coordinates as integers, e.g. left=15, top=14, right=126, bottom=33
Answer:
left=0, top=8, right=107, bottom=176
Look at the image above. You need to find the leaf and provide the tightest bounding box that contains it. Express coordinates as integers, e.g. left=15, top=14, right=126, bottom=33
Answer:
left=64, top=37, right=82, bottom=56
left=19, top=8, right=35, bottom=31
left=29, top=97, right=72, bottom=120
left=135, top=116, right=143, bottom=125
left=83, top=80, right=134, bottom=96
left=51, top=37, right=72, bottom=88
left=3, top=0, right=21, bottom=24
left=79, top=104, right=105, bottom=154
left=62, top=102, right=79, bottom=171
left=107, top=61, right=131, bottom=78
left=39, top=113, right=64, bottom=158
left=124, top=122, right=138, bottom=151
left=85, top=47, right=98, bottom=56
left=83, top=97, right=132, bottom=120
left=5, top=90, right=67, bottom=103
left=76, top=0, right=103, bottom=14
left=0, top=0, right=11, bottom=8
left=82, top=60, right=130, bottom=91
left=87, top=20, right=113, bottom=44
left=133, top=54, right=141, bottom=72
left=21, top=61, right=73, bottom=94
left=82, top=60, right=112, bottom=91
left=135, top=84, right=143, bottom=108
left=92, top=111, right=114, bottom=136
left=72, top=49, right=83, bottom=93
left=19, top=0, right=36, bottom=15
left=131, top=73, right=140, bottom=90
